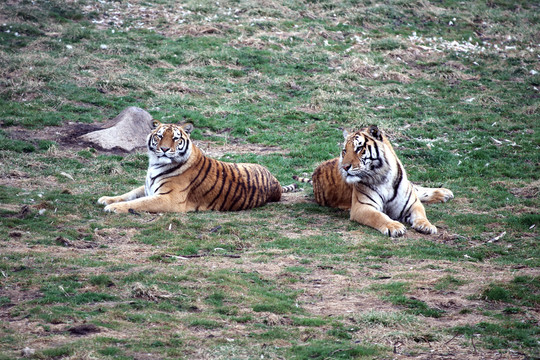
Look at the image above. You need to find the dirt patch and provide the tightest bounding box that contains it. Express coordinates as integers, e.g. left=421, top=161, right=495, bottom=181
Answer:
left=278, top=191, right=310, bottom=205
left=196, top=139, right=287, bottom=159
left=4, top=122, right=288, bottom=158
left=510, top=180, right=539, bottom=199
left=5, top=123, right=122, bottom=153
left=0, top=172, right=61, bottom=193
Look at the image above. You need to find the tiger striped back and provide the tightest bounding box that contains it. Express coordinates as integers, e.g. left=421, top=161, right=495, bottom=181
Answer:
left=98, top=121, right=295, bottom=213
left=180, top=154, right=283, bottom=211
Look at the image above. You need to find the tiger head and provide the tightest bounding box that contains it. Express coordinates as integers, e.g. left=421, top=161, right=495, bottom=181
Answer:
left=147, top=120, right=194, bottom=165
left=339, top=125, right=390, bottom=184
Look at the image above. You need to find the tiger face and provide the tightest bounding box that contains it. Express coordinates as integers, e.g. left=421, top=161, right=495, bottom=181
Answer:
left=339, top=125, right=386, bottom=184
left=147, top=120, right=194, bottom=165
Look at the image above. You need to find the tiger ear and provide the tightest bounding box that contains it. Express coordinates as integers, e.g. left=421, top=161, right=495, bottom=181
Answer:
left=182, top=123, right=194, bottom=135
left=368, top=125, right=383, bottom=141
left=151, top=119, right=161, bottom=129
left=342, top=129, right=349, bottom=140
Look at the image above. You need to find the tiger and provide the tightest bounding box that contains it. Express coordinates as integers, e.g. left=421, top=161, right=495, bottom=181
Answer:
left=98, top=120, right=297, bottom=213
left=293, top=125, right=454, bottom=237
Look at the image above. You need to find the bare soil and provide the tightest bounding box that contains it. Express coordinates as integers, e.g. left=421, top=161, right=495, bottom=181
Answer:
left=5, top=122, right=288, bottom=157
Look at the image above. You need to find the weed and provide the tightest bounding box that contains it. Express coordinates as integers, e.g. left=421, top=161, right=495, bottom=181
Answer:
left=434, top=275, right=467, bottom=291
left=289, top=340, right=381, bottom=359
left=480, top=276, right=539, bottom=307
left=89, top=274, right=114, bottom=287
left=356, top=311, right=416, bottom=327
left=384, top=295, right=445, bottom=318
left=452, top=319, right=539, bottom=355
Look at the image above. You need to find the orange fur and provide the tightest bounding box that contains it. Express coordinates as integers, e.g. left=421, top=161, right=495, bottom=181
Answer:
left=98, top=121, right=294, bottom=213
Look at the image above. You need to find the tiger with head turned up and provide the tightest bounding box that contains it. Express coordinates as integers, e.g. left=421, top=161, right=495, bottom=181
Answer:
left=293, top=125, right=453, bottom=237
left=98, top=120, right=297, bottom=213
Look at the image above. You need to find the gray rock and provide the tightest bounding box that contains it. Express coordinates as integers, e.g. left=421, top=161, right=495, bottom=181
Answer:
left=79, top=107, right=152, bottom=152
left=21, top=347, right=35, bottom=357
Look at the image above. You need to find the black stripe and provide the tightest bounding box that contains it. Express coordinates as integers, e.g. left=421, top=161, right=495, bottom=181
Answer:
left=181, top=156, right=210, bottom=192
left=372, top=142, right=379, bottom=160
left=388, top=162, right=403, bottom=203
left=209, top=163, right=230, bottom=210
left=229, top=183, right=245, bottom=211
left=202, top=162, right=221, bottom=198
left=320, top=190, right=328, bottom=206
left=208, top=171, right=227, bottom=210
left=262, top=168, right=269, bottom=193
left=154, top=182, right=166, bottom=193
left=228, top=165, right=244, bottom=210
left=400, top=199, right=416, bottom=222
left=356, top=188, right=378, bottom=205
left=180, top=156, right=210, bottom=192
left=398, top=187, right=414, bottom=221
left=357, top=200, right=378, bottom=209
left=159, top=189, right=173, bottom=195
left=362, top=183, right=384, bottom=202
left=247, top=167, right=260, bottom=208
left=177, top=139, right=188, bottom=155
left=245, top=169, right=258, bottom=209
left=327, top=169, right=335, bottom=186
left=218, top=164, right=236, bottom=210
left=253, top=167, right=263, bottom=205
left=152, top=162, right=183, bottom=182
left=237, top=168, right=251, bottom=210
left=369, top=161, right=383, bottom=171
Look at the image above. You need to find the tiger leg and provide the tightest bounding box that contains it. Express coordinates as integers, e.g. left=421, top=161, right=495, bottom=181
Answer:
left=98, top=186, right=146, bottom=206
left=350, top=203, right=406, bottom=237
left=103, top=194, right=183, bottom=214
left=413, top=184, right=454, bottom=204
left=408, top=200, right=437, bottom=234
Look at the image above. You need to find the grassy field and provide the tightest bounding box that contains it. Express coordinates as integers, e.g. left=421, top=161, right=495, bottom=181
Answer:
left=0, top=0, right=539, bottom=359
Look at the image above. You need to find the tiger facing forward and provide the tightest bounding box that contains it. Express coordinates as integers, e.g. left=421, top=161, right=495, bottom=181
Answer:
left=98, top=120, right=296, bottom=213
left=294, top=125, right=453, bottom=237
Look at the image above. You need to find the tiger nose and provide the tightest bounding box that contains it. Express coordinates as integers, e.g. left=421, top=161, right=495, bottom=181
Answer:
left=160, top=146, right=170, bottom=152
left=342, top=164, right=351, bottom=171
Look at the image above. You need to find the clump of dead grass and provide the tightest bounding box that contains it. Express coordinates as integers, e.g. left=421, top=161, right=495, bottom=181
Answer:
left=343, top=57, right=412, bottom=84
left=131, top=282, right=179, bottom=301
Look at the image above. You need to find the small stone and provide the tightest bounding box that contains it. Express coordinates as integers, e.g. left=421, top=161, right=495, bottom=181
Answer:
left=21, top=347, right=35, bottom=357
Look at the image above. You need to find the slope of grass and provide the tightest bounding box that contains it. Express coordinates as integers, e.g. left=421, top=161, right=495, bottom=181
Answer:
left=0, top=0, right=538, bottom=359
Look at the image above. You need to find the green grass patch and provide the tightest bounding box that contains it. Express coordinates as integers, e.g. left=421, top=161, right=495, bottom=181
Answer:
left=452, top=319, right=539, bottom=356
left=383, top=295, right=445, bottom=318
left=289, top=340, right=381, bottom=359
left=434, top=275, right=467, bottom=291
left=480, top=276, right=539, bottom=307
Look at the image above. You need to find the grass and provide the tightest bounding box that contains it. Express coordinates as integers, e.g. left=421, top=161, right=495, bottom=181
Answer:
left=1, top=0, right=539, bottom=358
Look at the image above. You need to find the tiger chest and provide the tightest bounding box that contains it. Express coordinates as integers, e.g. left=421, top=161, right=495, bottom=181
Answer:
left=144, top=164, right=183, bottom=197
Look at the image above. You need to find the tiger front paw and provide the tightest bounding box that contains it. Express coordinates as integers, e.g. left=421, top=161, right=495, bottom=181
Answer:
left=381, top=221, right=406, bottom=237
left=98, top=196, right=118, bottom=206
left=412, top=219, right=437, bottom=234
left=103, top=203, right=130, bottom=213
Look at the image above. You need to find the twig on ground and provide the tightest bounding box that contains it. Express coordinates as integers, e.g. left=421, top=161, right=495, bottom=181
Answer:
left=445, top=333, right=460, bottom=345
